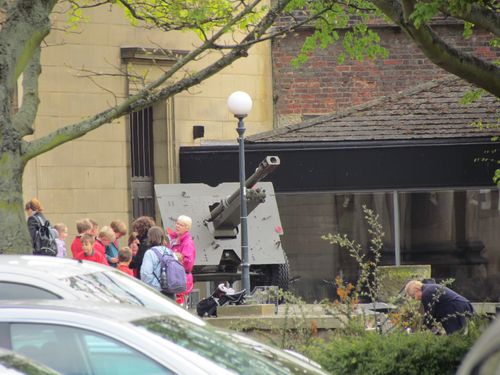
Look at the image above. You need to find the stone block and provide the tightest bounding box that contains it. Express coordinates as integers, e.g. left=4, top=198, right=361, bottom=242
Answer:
left=217, top=304, right=276, bottom=317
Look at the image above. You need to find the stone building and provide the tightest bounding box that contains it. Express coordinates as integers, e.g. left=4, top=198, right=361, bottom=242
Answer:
left=22, top=5, right=274, bottom=239
left=181, top=76, right=500, bottom=302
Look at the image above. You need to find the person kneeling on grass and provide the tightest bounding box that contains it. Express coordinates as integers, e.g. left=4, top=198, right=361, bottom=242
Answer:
left=405, top=279, right=474, bottom=335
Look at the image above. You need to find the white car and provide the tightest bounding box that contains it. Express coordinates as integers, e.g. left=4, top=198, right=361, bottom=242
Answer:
left=0, top=300, right=328, bottom=375
left=457, top=316, right=500, bottom=375
left=0, top=347, right=61, bottom=375
left=0, top=255, right=200, bottom=324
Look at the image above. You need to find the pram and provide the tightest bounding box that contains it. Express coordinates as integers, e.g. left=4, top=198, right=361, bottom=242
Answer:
left=196, top=283, right=246, bottom=317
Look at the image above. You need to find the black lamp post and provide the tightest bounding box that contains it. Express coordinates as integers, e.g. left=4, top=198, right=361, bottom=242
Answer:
left=227, top=91, right=253, bottom=295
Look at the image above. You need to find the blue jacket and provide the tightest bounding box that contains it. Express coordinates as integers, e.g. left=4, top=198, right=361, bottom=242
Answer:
left=105, top=241, right=119, bottom=268
left=140, top=246, right=173, bottom=291
left=421, top=284, right=474, bottom=334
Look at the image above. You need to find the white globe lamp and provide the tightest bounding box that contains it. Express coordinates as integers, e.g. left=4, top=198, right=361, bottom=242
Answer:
left=227, top=91, right=253, bottom=117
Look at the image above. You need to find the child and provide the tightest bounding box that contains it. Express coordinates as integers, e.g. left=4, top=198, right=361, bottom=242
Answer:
left=105, top=220, right=127, bottom=267
left=71, top=219, right=92, bottom=260
left=53, top=223, right=68, bottom=258
left=88, top=218, right=99, bottom=238
left=93, top=226, right=116, bottom=257
left=117, top=247, right=134, bottom=276
left=81, top=233, right=109, bottom=266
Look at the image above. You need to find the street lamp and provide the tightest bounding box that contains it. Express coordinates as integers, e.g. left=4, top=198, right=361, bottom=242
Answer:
left=227, top=91, right=253, bottom=295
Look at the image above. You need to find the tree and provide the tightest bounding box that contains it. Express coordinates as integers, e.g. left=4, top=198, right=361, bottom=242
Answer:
left=1, top=0, right=338, bottom=254
left=372, top=0, right=499, bottom=97
left=294, top=0, right=499, bottom=97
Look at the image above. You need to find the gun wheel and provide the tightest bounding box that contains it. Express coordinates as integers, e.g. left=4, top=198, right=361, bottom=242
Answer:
left=250, top=253, right=290, bottom=292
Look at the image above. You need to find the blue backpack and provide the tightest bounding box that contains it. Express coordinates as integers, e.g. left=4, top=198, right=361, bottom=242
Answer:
left=151, top=246, right=187, bottom=294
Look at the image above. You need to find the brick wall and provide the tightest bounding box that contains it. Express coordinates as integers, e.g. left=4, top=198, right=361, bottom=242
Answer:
left=272, top=24, right=499, bottom=126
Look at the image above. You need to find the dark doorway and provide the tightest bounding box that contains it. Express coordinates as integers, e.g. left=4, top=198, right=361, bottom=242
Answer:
left=130, top=106, right=155, bottom=219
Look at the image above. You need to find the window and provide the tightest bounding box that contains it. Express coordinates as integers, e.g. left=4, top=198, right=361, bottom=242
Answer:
left=276, top=188, right=500, bottom=302
left=0, top=282, right=60, bottom=300
left=11, top=324, right=171, bottom=375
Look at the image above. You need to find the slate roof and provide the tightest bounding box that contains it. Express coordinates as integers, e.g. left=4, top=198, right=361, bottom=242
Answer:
left=248, top=76, right=499, bottom=143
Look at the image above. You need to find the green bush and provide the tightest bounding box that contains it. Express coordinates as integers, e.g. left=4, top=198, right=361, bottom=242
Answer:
left=302, top=331, right=479, bottom=375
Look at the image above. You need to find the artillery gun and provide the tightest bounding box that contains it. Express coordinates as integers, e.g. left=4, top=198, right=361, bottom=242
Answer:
left=155, top=156, right=289, bottom=290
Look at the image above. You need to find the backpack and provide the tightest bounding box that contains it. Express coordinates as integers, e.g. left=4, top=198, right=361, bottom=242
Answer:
left=151, top=246, right=187, bottom=294
left=33, top=215, right=58, bottom=256
left=196, top=296, right=218, bottom=317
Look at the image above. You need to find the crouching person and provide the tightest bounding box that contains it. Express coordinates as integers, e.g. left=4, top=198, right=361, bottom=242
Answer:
left=405, top=280, right=474, bottom=335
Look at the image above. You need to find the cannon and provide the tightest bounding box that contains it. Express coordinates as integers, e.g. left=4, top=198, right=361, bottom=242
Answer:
left=155, top=156, right=289, bottom=290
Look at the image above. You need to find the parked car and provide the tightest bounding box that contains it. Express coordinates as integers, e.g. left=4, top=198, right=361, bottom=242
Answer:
left=0, top=347, right=61, bottom=375
left=457, top=316, right=500, bottom=375
left=0, top=300, right=327, bottom=375
left=0, top=255, right=200, bottom=324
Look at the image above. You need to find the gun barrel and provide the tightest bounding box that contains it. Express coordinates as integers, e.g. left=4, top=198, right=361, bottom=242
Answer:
left=244, top=155, right=280, bottom=190
left=209, top=156, right=280, bottom=221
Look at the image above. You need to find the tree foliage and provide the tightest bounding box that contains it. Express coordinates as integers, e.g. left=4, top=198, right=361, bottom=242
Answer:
left=293, top=0, right=499, bottom=97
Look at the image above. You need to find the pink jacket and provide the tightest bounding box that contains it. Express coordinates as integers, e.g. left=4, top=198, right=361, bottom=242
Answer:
left=168, top=230, right=196, bottom=294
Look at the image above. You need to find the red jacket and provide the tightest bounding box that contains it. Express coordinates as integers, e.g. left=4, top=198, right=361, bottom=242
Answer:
left=71, top=236, right=83, bottom=260
left=117, top=264, right=134, bottom=276
left=83, top=249, right=109, bottom=266
left=93, top=239, right=106, bottom=256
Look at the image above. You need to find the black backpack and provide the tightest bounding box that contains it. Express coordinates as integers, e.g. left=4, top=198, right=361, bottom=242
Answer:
left=196, top=296, right=218, bottom=317
left=33, top=216, right=58, bottom=256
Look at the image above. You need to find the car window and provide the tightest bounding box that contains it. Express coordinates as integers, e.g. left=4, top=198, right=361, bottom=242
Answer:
left=136, top=316, right=312, bottom=375
left=59, top=270, right=202, bottom=324
left=10, top=324, right=172, bottom=375
left=0, top=349, right=61, bottom=375
left=0, top=282, right=60, bottom=300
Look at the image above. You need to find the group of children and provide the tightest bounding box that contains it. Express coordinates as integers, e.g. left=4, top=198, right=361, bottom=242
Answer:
left=53, top=218, right=136, bottom=276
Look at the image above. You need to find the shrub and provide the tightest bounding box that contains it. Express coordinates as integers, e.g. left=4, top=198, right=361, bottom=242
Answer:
left=302, top=330, right=479, bottom=375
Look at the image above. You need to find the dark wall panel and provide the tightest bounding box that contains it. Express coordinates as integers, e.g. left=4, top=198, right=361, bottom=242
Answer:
left=179, top=141, right=498, bottom=192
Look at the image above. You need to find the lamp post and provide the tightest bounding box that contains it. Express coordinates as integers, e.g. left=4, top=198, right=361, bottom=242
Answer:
left=227, top=91, right=253, bottom=295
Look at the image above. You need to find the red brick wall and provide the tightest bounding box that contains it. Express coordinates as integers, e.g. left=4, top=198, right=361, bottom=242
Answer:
left=272, top=24, right=498, bottom=124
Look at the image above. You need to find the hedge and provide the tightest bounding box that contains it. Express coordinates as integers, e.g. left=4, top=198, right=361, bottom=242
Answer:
left=302, top=331, right=478, bottom=375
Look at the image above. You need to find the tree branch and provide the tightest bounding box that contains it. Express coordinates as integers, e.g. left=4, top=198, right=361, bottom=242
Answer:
left=0, top=0, right=57, bottom=88
left=212, top=3, right=337, bottom=49
left=12, top=46, right=41, bottom=137
left=442, top=3, right=500, bottom=37
left=21, top=0, right=283, bottom=161
left=372, top=0, right=500, bottom=98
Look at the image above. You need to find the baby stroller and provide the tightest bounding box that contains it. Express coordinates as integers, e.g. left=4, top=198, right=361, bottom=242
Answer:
left=196, top=283, right=246, bottom=317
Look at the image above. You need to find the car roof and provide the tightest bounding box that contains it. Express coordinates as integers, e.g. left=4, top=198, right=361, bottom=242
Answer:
left=0, top=299, right=164, bottom=323
left=0, top=255, right=109, bottom=278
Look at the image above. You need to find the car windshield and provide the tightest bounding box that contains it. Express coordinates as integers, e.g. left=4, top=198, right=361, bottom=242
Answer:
left=59, top=270, right=202, bottom=325
left=134, top=316, right=325, bottom=375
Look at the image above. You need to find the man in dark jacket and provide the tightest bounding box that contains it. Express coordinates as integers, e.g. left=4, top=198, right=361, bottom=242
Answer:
left=405, top=280, right=474, bottom=335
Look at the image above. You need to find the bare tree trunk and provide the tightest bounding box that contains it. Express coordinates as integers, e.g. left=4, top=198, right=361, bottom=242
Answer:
left=0, top=149, right=32, bottom=254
